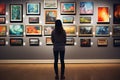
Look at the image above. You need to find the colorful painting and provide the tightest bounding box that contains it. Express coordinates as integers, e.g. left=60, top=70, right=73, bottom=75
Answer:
left=80, top=17, right=91, bottom=23
left=44, top=0, right=57, bottom=9
left=45, top=10, right=57, bottom=24
left=61, top=2, right=76, bottom=14
left=46, top=37, right=53, bottom=45
left=0, top=38, right=5, bottom=46
left=27, top=3, right=40, bottom=15
left=80, top=39, right=91, bottom=47
left=0, top=17, right=5, bottom=24
left=97, top=38, right=108, bottom=47
left=26, top=25, right=42, bottom=36
left=113, top=39, right=120, bottom=47
left=29, top=38, right=39, bottom=46
left=0, top=25, right=6, bottom=37
left=113, top=4, right=120, bottom=24
left=29, top=17, right=39, bottom=23
left=10, top=4, right=23, bottom=22
left=80, top=2, right=93, bottom=15
left=9, top=25, right=24, bottom=37
left=44, top=25, right=54, bottom=36
left=0, top=3, right=6, bottom=15
left=112, top=25, right=120, bottom=37
left=10, top=38, right=23, bottom=46
left=97, top=7, right=109, bottom=24
left=62, top=16, right=74, bottom=23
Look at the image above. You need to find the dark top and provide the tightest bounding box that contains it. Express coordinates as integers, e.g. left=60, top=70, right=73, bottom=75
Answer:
left=51, top=30, right=66, bottom=51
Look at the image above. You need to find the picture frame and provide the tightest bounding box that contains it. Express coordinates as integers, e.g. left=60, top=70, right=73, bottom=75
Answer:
left=97, top=7, right=110, bottom=24
left=62, top=16, right=74, bottom=23
left=63, top=25, right=76, bottom=36
left=10, top=38, right=23, bottom=46
left=46, top=37, right=53, bottom=45
left=112, top=25, right=120, bottom=37
left=45, top=10, right=57, bottom=24
left=29, top=38, right=39, bottom=46
left=0, top=3, right=6, bottom=15
left=0, top=17, right=6, bottom=24
left=60, top=2, right=76, bottom=15
left=10, top=4, right=23, bottom=22
left=29, top=17, right=39, bottom=23
left=80, top=17, right=91, bottom=23
left=9, top=24, right=24, bottom=37
left=44, top=0, right=57, bottom=9
left=113, top=39, right=120, bottom=47
left=26, top=3, right=40, bottom=15
left=80, top=39, right=91, bottom=47
left=79, top=25, right=93, bottom=37
left=66, top=37, right=74, bottom=45
left=0, top=38, right=5, bottom=46
left=0, top=25, right=7, bottom=37
left=97, top=38, right=108, bottom=47
left=80, top=2, right=94, bottom=15
left=113, top=4, right=120, bottom=24
left=95, top=25, right=110, bottom=37
left=25, top=25, right=42, bottom=36
left=44, top=25, right=54, bottom=36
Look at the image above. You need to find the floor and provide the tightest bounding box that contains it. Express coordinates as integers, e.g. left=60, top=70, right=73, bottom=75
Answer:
left=0, top=64, right=120, bottom=80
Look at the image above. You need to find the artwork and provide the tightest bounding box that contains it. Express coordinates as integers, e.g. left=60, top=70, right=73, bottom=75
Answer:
left=95, top=25, right=110, bottom=37
left=66, top=37, right=74, bottom=45
left=80, top=2, right=93, bottom=15
left=62, top=16, right=74, bottom=23
left=112, top=25, right=120, bottom=37
left=63, top=25, right=76, bottom=36
left=113, top=4, right=120, bottom=24
left=0, top=25, right=7, bottom=37
left=45, top=10, right=57, bottom=24
left=80, top=39, right=91, bottom=47
left=0, top=3, right=6, bottom=15
left=10, top=4, right=23, bottom=22
left=113, top=39, right=120, bottom=47
left=80, top=17, right=91, bottom=23
left=26, top=3, right=40, bottom=15
left=10, top=38, right=23, bottom=46
left=97, top=38, right=108, bottom=47
left=79, top=26, right=93, bottom=37
left=44, top=0, right=57, bottom=9
left=29, top=38, right=39, bottom=46
left=9, top=24, right=24, bottom=37
left=97, top=7, right=109, bottom=24
left=0, top=38, right=5, bottom=46
left=0, top=17, right=5, bottom=24
left=61, top=2, right=76, bottom=15
left=29, top=17, right=39, bottom=23
left=44, top=25, right=54, bottom=36
left=26, top=25, right=42, bottom=36
left=46, top=37, right=53, bottom=45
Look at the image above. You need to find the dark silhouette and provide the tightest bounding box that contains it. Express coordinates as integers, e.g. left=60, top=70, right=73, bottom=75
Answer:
left=51, top=20, right=66, bottom=80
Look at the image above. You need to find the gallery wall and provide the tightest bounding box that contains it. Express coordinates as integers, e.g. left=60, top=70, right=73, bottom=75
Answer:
left=0, top=0, right=120, bottom=60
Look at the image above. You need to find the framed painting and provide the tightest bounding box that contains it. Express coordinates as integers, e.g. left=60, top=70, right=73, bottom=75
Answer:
left=66, top=37, right=74, bottom=45
left=9, top=24, right=24, bottom=37
left=10, top=4, right=23, bottom=22
left=10, top=38, right=23, bottom=46
left=26, top=3, right=40, bottom=15
left=113, top=39, right=120, bottom=47
left=44, top=0, right=57, bottom=9
left=0, top=25, right=7, bottom=37
left=97, top=38, right=108, bottom=47
left=29, top=38, right=39, bottom=46
left=80, top=17, right=91, bottom=23
left=0, top=38, right=5, bottom=46
left=80, top=39, right=91, bottom=47
left=63, top=25, right=76, bottom=36
left=0, top=17, right=6, bottom=24
left=26, top=25, right=42, bottom=36
left=113, top=4, right=120, bottom=24
left=112, top=25, right=120, bottom=37
left=60, top=2, right=76, bottom=15
left=95, top=25, right=110, bottom=37
left=62, top=16, right=74, bottom=23
left=79, top=26, right=93, bottom=37
left=29, top=17, right=39, bottom=23
left=45, top=10, right=57, bottom=24
left=80, top=2, right=93, bottom=15
left=44, top=25, right=54, bottom=36
left=46, top=37, right=53, bottom=45
left=0, top=3, right=6, bottom=15
left=97, top=7, right=110, bottom=24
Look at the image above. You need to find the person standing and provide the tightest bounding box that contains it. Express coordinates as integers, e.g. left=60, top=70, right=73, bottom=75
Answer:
left=51, top=20, right=66, bottom=80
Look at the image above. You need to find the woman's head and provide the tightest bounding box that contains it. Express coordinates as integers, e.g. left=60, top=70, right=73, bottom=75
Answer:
left=55, top=19, right=64, bottom=33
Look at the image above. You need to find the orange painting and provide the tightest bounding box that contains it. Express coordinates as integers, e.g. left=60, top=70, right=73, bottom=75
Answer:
left=0, top=26, right=6, bottom=36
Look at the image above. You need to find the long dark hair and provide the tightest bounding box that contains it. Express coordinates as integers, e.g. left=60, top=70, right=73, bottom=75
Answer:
left=55, top=19, right=64, bottom=34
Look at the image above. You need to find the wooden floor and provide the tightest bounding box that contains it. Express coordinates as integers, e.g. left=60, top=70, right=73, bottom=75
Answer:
left=0, top=64, right=120, bottom=80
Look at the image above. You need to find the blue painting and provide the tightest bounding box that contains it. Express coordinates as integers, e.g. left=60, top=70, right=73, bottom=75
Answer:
left=96, top=26, right=109, bottom=36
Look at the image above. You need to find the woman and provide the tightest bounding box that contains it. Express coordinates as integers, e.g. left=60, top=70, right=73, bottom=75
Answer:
left=51, top=20, right=66, bottom=80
